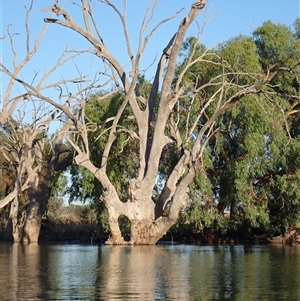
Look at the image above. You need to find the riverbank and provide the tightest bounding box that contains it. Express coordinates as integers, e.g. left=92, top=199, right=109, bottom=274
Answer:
left=1, top=200, right=299, bottom=245
left=39, top=220, right=106, bottom=244
left=39, top=223, right=300, bottom=245
left=1, top=224, right=300, bottom=245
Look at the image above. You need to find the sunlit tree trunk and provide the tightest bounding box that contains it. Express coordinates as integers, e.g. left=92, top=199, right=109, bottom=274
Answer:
left=4, top=196, right=20, bottom=242
left=4, top=166, right=24, bottom=242
left=22, top=190, right=44, bottom=243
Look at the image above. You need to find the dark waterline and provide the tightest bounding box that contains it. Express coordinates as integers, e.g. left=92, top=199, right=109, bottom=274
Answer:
left=0, top=243, right=300, bottom=300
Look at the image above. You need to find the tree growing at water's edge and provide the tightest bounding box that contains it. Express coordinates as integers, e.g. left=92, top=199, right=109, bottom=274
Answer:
left=0, top=1, right=81, bottom=242
left=174, top=20, right=300, bottom=241
left=1, top=0, right=299, bottom=244
left=42, top=0, right=299, bottom=244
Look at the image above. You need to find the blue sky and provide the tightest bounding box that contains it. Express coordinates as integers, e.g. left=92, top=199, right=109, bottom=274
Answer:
left=1, top=0, right=299, bottom=87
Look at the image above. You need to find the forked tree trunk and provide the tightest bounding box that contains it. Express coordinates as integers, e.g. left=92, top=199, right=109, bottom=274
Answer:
left=130, top=218, right=174, bottom=245
left=104, top=195, right=177, bottom=245
left=104, top=171, right=192, bottom=245
left=42, top=0, right=208, bottom=245
left=106, top=217, right=174, bottom=245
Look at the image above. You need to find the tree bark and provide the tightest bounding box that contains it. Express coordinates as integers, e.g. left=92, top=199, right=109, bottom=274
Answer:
left=4, top=201, right=26, bottom=243
left=22, top=201, right=42, bottom=243
left=3, top=197, right=18, bottom=242
left=130, top=218, right=174, bottom=245
left=106, top=211, right=125, bottom=245
left=21, top=168, right=57, bottom=243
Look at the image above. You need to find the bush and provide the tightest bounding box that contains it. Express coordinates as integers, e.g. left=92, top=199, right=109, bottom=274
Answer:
left=45, top=198, right=97, bottom=224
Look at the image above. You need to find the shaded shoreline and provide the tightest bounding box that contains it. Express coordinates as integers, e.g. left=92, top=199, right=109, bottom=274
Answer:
left=1, top=221, right=299, bottom=245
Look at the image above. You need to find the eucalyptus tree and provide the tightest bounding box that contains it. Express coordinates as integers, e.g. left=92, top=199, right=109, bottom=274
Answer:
left=36, top=0, right=300, bottom=245
left=251, top=19, right=300, bottom=234
left=0, top=0, right=93, bottom=243
left=0, top=108, right=74, bottom=242
left=182, top=19, right=300, bottom=238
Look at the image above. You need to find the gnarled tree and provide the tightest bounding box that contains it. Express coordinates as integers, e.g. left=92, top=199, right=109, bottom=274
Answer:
left=0, top=105, right=73, bottom=243
left=40, top=0, right=299, bottom=244
left=0, top=0, right=91, bottom=242
left=2, top=0, right=299, bottom=244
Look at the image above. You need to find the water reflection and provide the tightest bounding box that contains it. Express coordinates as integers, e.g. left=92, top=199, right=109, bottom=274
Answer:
left=0, top=244, right=44, bottom=300
left=0, top=243, right=300, bottom=300
left=42, top=244, right=99, bottom=300
left=98, top=246, right=192, bottom=300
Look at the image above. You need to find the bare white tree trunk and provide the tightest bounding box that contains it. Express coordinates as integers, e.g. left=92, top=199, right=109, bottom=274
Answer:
left=40, top=0, right=210, bottom=245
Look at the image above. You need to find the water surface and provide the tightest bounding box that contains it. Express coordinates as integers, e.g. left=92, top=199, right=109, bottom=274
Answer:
left=0, top=243, right=300, bottom=300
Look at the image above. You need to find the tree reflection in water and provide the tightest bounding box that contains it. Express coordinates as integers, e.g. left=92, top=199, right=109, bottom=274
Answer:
left=0, top=244, right=300, bottom=300
left=0, top=244, right=44, bottom=300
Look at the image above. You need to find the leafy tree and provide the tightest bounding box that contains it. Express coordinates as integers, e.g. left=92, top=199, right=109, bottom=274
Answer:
left=182, top=19, right=300, bottom=239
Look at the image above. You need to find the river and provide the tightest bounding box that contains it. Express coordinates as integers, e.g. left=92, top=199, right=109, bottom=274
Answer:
left=0, top=243, right=300, bottom=300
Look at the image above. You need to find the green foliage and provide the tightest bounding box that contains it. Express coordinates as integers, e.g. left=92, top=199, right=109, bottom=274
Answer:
left=254, top=21, right=297, bottom=68
left=118, top=215, right=131, bottom=239
left=254, top=20, right=300, bottom=96
left=215, top=20, right=300, bottom=234
left=0, top=124, right=16, bottom=199
left=68, top=165, right=98, bottom=203
left=172, top=19, right=300, bottom=237
left=184, top=200, right=229, bottom=234
left=50, top=171, right=68, bottom=198
left=293, top=18, right=300, bottom=38
left=220, top=35, right=262, bottom=75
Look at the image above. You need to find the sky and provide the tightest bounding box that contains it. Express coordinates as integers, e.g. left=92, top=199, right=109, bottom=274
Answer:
left=1, top=0, right=299, bottom=89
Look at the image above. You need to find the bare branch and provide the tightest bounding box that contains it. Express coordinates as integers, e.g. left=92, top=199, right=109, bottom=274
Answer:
left=43, top=4, right=130, bottom=91
left=1, top=6, right=55, bottom=124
